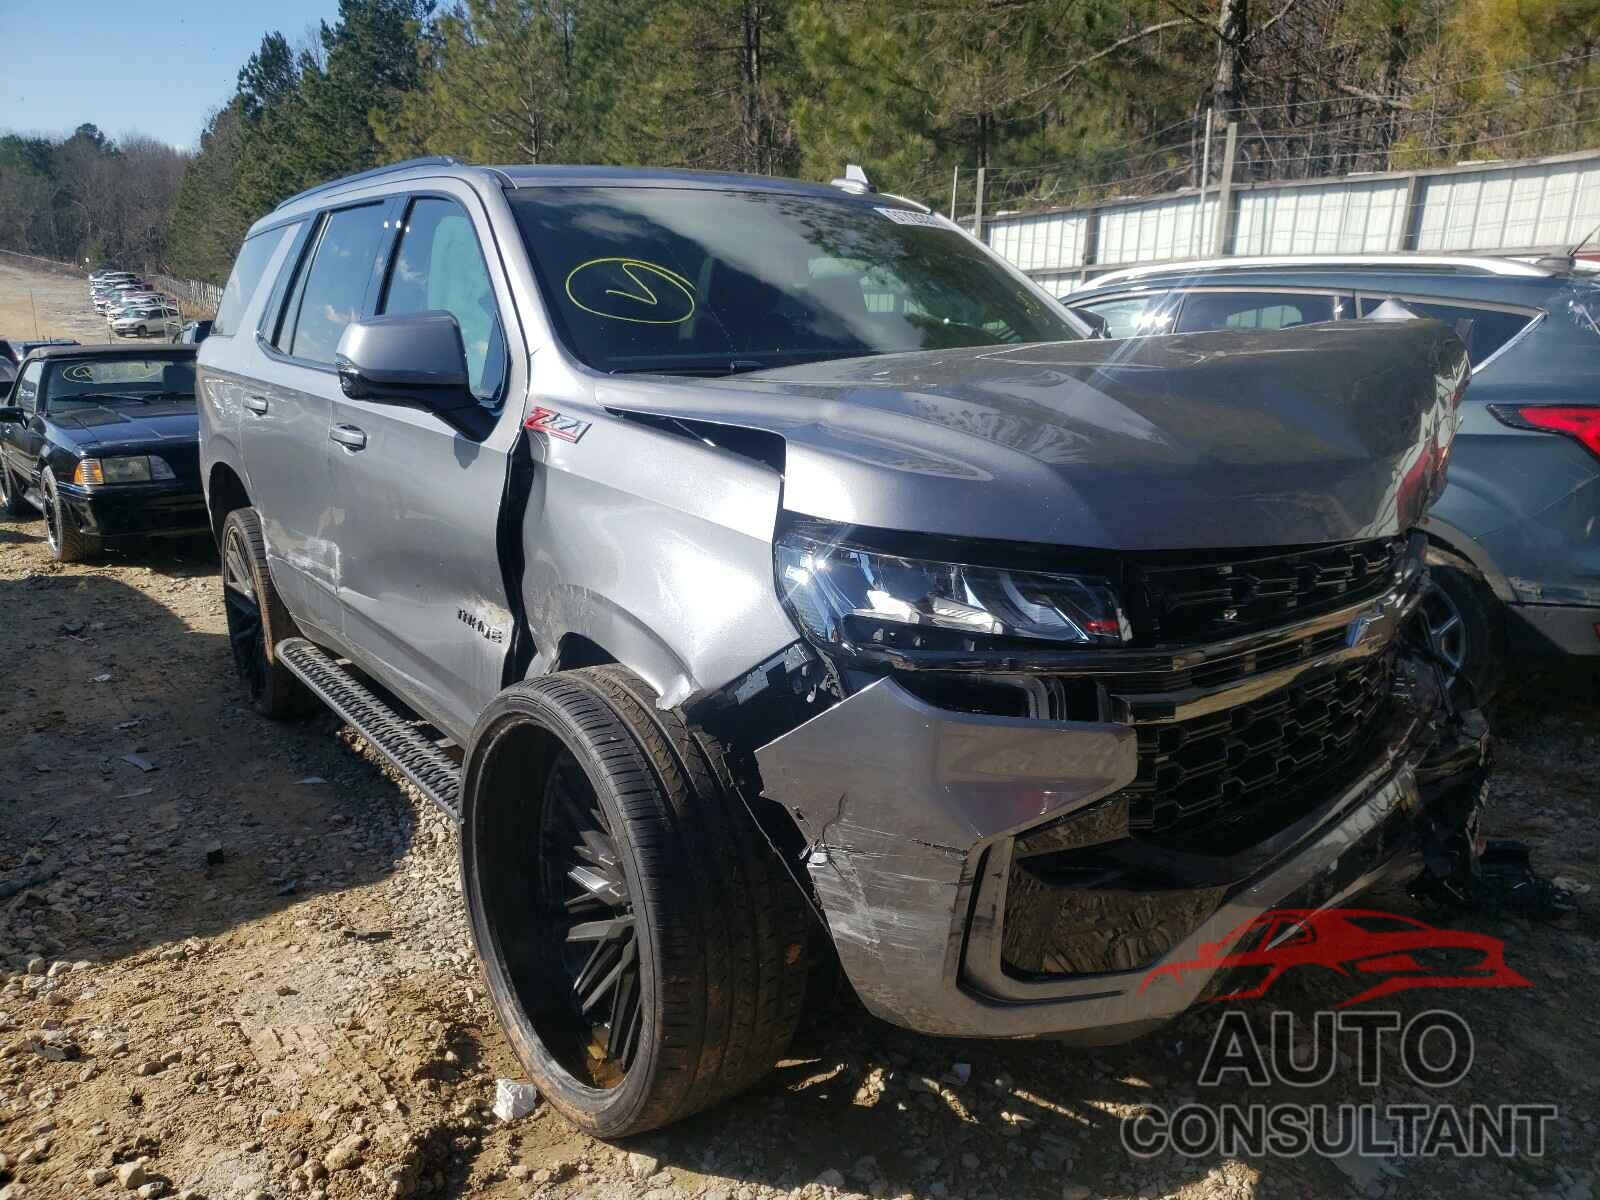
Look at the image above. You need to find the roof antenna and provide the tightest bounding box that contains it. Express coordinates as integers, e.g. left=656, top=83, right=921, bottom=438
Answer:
left=830, top=164, right=874, bottom=195
left=1537, top=217, right=1600, bottom=272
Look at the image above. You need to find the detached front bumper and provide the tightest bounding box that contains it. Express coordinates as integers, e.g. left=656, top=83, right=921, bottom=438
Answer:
left=756, top=643, right=1488, bottom=1041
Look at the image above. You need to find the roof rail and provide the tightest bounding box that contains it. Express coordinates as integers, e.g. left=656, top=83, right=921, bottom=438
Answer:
left=275, top=156, right=462, bottom=211
left=1087, top=253, right=1552, bottom=289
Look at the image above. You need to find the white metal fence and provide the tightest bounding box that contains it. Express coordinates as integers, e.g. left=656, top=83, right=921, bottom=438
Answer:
left=981, top=148, right=1600, bottom=294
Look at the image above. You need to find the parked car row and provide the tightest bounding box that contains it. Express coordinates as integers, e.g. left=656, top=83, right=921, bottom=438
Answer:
left=4, top=165, right=1580, bottom=1140
left=88, top=269, right=183, bottom=339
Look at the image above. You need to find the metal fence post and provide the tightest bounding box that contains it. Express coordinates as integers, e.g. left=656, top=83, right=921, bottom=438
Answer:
left=950, top=166, right=959, bottom=220
left=1211, top=121, right=1239, bottom=255
left=974, top=167, right=987, bottom=240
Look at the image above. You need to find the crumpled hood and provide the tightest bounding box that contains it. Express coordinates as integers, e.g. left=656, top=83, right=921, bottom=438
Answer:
left=596, top=321, right=1468, bottom=551
left=53, top=404, right=198, bottom=450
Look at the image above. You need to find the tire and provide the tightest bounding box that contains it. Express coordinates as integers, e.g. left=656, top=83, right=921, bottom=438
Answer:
left=461, top=666, right=811, bottom=1137
left=220, top=507, right=315, bottom=719
left=0, top=459, right=34, bottom=518
left=1422, top=547, right=1507, bottom=705
left=41, top=468, right=100, bottom=562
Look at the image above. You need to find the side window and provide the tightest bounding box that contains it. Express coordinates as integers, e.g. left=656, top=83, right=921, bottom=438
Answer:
left=1175, top=291, right=1338, bottom=333
left=281, top=203, right=392, bottom=365
left=1357, top=296, right=1532, bottom=368
left=213, top=226, right=290, bottom=338
left=1072, top=293, right=1178, bottom=339
left=380, top=197, right=507, bottom=401
left=15, top=361, right=43, bottom=415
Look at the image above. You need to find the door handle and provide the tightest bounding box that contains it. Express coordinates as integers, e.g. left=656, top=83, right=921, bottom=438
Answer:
left=330, top=424, right=367, bottom=451
left=243, top=394, right=269, bottom=415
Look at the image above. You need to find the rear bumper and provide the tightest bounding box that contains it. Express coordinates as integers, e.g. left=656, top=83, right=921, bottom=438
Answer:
left=755, top=650, right=1488, bottom=1041
left=59, top=481, right=209, bottom=539
left=1506, top=601, right=1600, bottom=660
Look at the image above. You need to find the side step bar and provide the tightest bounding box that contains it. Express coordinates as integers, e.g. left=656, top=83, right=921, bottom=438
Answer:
left=276, top=638, right=462, bottom=823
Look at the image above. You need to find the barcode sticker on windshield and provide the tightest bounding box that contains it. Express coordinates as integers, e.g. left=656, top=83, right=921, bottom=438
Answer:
left=876, top=207, right=945, bottom=228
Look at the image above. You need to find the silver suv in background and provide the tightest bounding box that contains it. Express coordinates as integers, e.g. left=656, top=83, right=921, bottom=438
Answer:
left=199, top=158, right=1484, bottom=1136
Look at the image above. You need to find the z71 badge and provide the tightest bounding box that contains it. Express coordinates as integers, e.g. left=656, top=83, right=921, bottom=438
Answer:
left=524, top=406, right=592, bottom=443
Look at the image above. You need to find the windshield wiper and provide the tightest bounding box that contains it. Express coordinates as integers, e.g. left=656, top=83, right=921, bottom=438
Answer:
left=60, top=392, right=154, bottom=404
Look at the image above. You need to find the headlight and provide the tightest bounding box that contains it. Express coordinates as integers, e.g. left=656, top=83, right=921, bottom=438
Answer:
left=776, top=527, right=1130, bottom=654
left=74, top=456, right=176, bottom=486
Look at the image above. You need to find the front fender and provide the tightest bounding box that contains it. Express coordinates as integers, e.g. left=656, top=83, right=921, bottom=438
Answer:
left=522, top=414, right=800, bottom=708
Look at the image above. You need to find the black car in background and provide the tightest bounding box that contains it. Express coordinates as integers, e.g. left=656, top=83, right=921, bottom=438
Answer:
left=1066, top=255, right=1600, bottom=699
left=0, top=337, right=78, bottom=365
left=0, top=344, right=207, bottom=561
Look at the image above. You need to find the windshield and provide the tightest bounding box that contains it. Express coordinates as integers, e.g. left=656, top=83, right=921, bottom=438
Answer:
left=43, top=357, right=195, bottom=410
left=510, top=187, right=1082, bottom=375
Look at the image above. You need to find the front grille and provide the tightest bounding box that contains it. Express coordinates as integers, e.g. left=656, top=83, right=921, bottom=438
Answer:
left=1124, top=652, right=1393, bottom=842
left=1124, top=537, right=1404, bottom=644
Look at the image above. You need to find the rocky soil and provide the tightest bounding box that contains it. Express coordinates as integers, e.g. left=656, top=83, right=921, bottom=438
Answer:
left=1, top=261, right=1597, bottom=1200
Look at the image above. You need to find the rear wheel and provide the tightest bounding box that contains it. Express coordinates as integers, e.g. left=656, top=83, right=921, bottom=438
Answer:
left=220, top=507, right=315, bottom=719
left=42, top=469, right=100, bottom=562
left=1423, top=548, right=1506, bottom=705
left=462, top=667, right=810, bottom=1137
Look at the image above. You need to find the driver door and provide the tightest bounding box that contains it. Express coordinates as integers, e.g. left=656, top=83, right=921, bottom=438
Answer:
left=1, top=360, right=46, bottom=494
left=326, top=187, right=526, bottom=742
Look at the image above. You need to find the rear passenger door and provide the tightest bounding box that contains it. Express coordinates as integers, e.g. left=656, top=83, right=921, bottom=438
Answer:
left=244, top=197, right=398, bottom=644
left=326, top=187, right=525, bottom=741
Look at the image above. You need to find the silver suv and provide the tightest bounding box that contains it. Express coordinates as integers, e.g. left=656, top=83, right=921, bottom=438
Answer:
left=199, top=157, right=1487, bottom=1136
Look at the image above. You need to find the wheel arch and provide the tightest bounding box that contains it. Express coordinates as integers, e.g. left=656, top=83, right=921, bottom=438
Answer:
left=207, top=461, right=251, bottom=548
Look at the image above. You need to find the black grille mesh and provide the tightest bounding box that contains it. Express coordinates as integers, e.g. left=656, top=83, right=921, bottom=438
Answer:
left=1125, top=652, right=1393, bottom=840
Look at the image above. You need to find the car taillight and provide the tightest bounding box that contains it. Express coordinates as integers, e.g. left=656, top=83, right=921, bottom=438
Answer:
left=1487, top=404, right=1600, bottom=460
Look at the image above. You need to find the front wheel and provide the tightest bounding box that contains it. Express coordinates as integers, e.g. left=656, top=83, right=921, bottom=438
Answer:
left=42, top=469, right=100, bottom=562
left=461, top=667, right=810, bottom=1137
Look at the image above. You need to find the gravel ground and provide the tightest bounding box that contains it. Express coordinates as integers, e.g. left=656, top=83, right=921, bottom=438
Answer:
left=0, top=261, right=1597, bottom=1200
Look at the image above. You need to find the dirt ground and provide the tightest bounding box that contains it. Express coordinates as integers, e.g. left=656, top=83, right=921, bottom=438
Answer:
left=1, top=262, right=1597, bottom=1200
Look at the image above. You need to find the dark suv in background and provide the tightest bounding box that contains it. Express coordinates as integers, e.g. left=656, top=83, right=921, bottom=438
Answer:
left=1067, top=255, right=1600, bottom=699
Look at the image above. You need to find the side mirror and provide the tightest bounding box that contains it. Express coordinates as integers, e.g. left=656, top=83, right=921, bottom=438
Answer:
left=0, top=406, right=22, bottom=423
left=335, top=312, right=475, bottom=412
left=1075, top=308, right=1109, bottom=339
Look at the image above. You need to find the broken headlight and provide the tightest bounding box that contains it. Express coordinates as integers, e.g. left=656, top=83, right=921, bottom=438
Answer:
left=776, top=528, right=1131, bottom=654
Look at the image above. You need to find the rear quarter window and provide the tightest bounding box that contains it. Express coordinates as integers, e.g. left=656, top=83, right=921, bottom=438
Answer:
left=213, top=225, right=293, bottom=338
left=1357, top=296, right=1533, bottom=368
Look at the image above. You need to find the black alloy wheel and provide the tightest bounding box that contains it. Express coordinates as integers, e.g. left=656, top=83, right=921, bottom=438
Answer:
left=218, top=506, right=314, bottom=719
left=538, top=747, right=645, bottom=1087
left=462, top=668, right=812, bottom=1136
left=42, top=469, right=99, bottom=562
left=222, top=518, right=269, bottom=704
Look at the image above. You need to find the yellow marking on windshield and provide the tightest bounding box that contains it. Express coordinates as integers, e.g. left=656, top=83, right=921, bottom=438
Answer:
left=565, top=258, right=696, bottom=325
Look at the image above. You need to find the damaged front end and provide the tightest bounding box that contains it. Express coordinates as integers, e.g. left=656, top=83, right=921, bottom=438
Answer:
left=751, top=530, right=1491, bottom=1040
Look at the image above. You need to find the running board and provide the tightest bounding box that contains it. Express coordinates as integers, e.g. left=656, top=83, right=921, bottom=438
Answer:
left=276, top=637, right=462, bottom=823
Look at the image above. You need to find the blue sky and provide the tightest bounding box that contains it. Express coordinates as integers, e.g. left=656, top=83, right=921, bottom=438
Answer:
left=2, top=0, right=343, bottom=149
